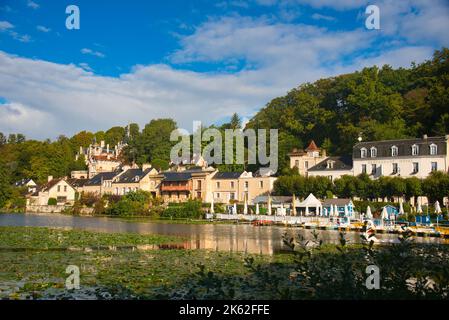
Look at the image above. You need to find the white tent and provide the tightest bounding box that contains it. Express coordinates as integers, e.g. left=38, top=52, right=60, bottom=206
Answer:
left=329, top=204, right=334, bottom=217
left=399, top=199, right=404, bottom=215
left=381, top=206, right=389, bottom=220
left=297, top=193, right=322, bottom=216
left=334, top=204, right=339, bottom=217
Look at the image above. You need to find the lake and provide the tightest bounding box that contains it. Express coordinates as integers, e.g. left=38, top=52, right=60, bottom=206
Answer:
left=0, top=213, right=445, bottom=254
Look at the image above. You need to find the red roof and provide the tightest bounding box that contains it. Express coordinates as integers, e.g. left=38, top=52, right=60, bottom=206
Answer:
left=305, top=140, right=320, bottom=152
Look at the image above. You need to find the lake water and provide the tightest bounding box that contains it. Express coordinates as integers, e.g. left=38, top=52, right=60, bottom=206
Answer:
left=0, top=213, right=445, bottom=254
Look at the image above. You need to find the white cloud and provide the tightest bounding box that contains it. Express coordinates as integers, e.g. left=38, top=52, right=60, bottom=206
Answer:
left=312, top=13, right=336, bottom=21
left=81, top=48, right=105, bottom=58
left=36, top=25, right=51, bottom=33
left=0, top=21, right=31, bottom=43
left=0, top=21, right=14, bottom=31
left=27, top=1, right=39, bottom=9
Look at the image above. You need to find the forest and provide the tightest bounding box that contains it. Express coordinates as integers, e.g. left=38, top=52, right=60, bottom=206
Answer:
left=1, top=48, right=449, bottom=209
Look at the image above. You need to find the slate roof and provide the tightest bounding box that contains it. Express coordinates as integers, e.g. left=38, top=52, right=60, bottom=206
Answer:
left=67, top=178, right=88, bottom=188
left=85, top=172, right=119, bottom=186
left=322, top=198, right=353, bottom=206
left=305, top=140, right=320, bottom=152
left=14, top=178, right=35, bottom=187
left=39, top=178, right=65, bottom=192
left=212, top=172, right=243, bottom=180
left=308, top=156, right=353, bottom=171
left=353, top=136, right=448, bottom=159
left=113, top=168, right=151, bottom=184
left=161, top=171, right=192, bottom=182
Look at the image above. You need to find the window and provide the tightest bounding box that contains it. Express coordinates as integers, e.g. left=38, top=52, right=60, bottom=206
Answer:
left=391, top=146, right=398, bottom=157
left=431, top=162, right=438, bottom=172
left=360, top=148, right=367, bottom=158
left=430, top=144, right=437, bottom=155
left=216, top=182, right=220, bottom=188
left=230, top=192, right=235, bottom=200
left=413, top=162, right=419, bottom=173
left=216, top=192, right=220, bottom=199
left=134, top=176, right=140, bottom=182
left=392, top=163, right=398, bottom=174
left=362, top=164, right=367, bottom=174
left=64, top=186, right=67, bottom=192
left=294, top=160, right=299, bottom=167
left=196, top=192, right=201, bottom=198
left=230, top=181, right=234, bottom=188
left=245, top=181, right=249, bottom=188
left=197, top=180, right=202, bottom=189
left=305, top=161, right=309, bottom=169
left=371, top=164, right=377, bottom=175
left=259, top=181, right=264, bottom=188
left=412, top=144, right=419, bottom=156
left=327, top=161, right=334, bottom=169
left=57, top=185, right=61, bottom=192
left=370, top=147, right=377, bottom=158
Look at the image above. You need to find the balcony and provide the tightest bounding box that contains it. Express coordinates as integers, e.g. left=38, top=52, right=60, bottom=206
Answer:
left=160, top=184, right=190, bottom=192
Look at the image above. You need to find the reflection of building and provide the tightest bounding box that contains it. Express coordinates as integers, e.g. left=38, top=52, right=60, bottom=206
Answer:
left=353, top=135, right=449, bottom=179
left=288, top=140, right=327, bottom=176
left=307, top=156, right=353, bottom=182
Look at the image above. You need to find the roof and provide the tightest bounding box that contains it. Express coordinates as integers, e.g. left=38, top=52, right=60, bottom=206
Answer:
left=353, top=136, right=448, bottom=158
left=253, top=195, right=292, bottom=204
left=161, top=171, right=193, bottom=182
left=308, top=156, right=353, bottom=171
left=296, top=193, right=322, bottom=207
left=14, top=178, right=35, bottom=187
left=212, top=172, right=243, bottom=180
left=322, top=198, right=353, bottom=206
left=254, top=168, right=275, bottom=177
left=67, top=178, right=88, bottom=188
left=85, top=172, right=119, bottom=186
left=39, top=178, right=69, bottom=192
left=114, top=168, right=150, bottom=184
left=305, top=140, right=320, bottom=152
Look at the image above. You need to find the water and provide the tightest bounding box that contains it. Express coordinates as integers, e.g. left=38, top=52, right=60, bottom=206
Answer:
left=0, top=213, right=445, bottom=254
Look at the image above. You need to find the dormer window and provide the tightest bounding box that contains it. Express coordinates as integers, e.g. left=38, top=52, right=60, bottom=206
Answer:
left=370, top=147, right=377, bottom=158
left=391, top=146, right=398, bottom=157
left=360, top=148, right=367, bottom=158
left=134, top=176, right=140, bottom=182
left=412, top=144, right=419, bottom=156
left=327, top=160, right=334, bottom=169
left=430, top=144, right=437, bottom=155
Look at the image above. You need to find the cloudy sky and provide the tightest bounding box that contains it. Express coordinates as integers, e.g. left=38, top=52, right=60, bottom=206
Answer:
left=0, top=0, right=449, bottom=140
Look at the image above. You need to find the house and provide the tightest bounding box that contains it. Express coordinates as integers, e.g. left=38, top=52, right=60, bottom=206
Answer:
left=307, top=156, right=353, bottom=181
left=29, top=176, right=76, bottom=206
left=353, top=135, right=449, bottom=179
left=14, top=178, right=37, bottom=194
left=83, top=171, right=120, bottom=195
left=288, top=140, right=327, bottom=176
left=159, top=171, right=194, bottom=203
left=322, top=198, right=354, bottom=217
left=112, top=166, right=161, bottom=196
left=238, top=171, right=277, bottom=205
left=211, top=171, right=243, bottom=203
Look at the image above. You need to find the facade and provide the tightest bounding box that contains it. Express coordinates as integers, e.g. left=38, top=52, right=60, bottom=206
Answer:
left=322, top=198, right=354, bottom=216
left=15, top=178, right=37, bottom=194
left=82, top=171, right=119, bottom=195
left=307, top=156, right=353, bottom=181
left=211, top=171, right=242, bottom=204
left=29, top=177, right=76, bottom=206
left=288, top=140, right=327, bottom=176
left=353, top=135, right=449, bottom=179
left=112, top=167, right=161, bottom=196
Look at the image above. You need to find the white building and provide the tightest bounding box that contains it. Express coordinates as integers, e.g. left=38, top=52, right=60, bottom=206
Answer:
left=307, top=156, right=353, bottom=181
left=353, top=135, right=449, bottom=179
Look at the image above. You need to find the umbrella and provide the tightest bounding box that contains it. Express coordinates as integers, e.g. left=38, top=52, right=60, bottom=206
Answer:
left=399, top=199, right=404, bottom=215
left=243, top=195, right=248, bottom=215
left=334, top=204, right=339, bottom=217
left=366, top=206, right=373, bottom=219
left=417, top=200, right=423, bottom=214
left=305, top=206, right=309, bottom=216
left=381, top=206, right=389, bottom=220
left=210, top=194, right=214, bottom=214
left=435, top=200, right=442, bottom=214
left=267, top=195, right=272, bottom=216
left=329, top=204, right=334, bottom=217
left=344, top=205, right=349, bottom=217
left=256, top=202, right=260, bottom=215
left=316, top=205, right=320, bottom=216
left=292, top=194, right=297, bottom=216
left=233, top=202, right=237, bottom=215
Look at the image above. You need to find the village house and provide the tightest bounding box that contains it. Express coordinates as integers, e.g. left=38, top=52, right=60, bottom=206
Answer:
left=288, top=140, right=327, bottom=176
left=14, top=178, right=37, bottom=194
left=28, top=176, right=76, bottom=206
left=353, top=135, right=449, bottom=179
left=307, top=156, right=353, bottom=181
left=112, top=166, right=161, bottom=196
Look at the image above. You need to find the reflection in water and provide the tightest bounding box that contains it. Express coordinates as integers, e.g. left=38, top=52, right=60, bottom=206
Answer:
left=0, top=213, right=447, bottom=254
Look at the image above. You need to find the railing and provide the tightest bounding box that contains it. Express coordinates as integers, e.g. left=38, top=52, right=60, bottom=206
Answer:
left=160, top=184, right=190, bottom=192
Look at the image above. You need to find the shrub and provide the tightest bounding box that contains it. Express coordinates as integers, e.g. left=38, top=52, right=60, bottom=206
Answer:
left=47, top=198, right=57, bottom=205
left=160, top=200, right=203, bottom=219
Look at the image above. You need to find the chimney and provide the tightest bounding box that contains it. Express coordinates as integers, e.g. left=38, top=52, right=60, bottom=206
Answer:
left=47, top=176, right=53, bottom=182
left=423, top=134, right=428, bottom=139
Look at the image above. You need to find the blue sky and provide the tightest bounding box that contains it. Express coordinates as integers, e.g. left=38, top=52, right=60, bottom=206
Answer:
left=1, top=0, right=449, bottom=139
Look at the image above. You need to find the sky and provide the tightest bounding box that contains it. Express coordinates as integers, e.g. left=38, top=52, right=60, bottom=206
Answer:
left=0, top=0, right=449, bottom=140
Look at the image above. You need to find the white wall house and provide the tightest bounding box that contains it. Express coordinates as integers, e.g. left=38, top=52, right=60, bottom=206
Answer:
left=353, top=135, right=449, bottom=179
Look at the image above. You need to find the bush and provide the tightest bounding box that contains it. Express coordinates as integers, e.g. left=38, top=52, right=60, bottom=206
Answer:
left=160, top=200, right=203, bottom=219
left=105, top=190, right=152, bottom=216
left=47, top=198, right=57, bottom=205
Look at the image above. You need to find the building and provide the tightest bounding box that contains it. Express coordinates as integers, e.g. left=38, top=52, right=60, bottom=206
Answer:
left=14, top=178, right=37, bottom=194
left=307, top=156, right=353, bottom=181
left=353, top=135, right=449, bottom=179
left=211, top=172, right=242, bottom=203
left=112, top=166, right=161, bottom=196
left=322, top=198, right=354, bottom=216
left=82, top=171, right=119, bottom=195
left=288, top=140, right=327, bottom=176
left=29, top=176, right=76, bottom=206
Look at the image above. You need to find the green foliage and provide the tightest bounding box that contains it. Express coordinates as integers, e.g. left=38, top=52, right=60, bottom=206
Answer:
left=106, top=190, right=152, bottom=216
left=47, top=198, right=57, bottom=205
left=160, top=200, right=203, bottom=219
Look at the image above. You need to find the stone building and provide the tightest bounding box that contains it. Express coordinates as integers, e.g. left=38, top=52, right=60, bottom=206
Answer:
left=288, top=140, right=327, bottom=176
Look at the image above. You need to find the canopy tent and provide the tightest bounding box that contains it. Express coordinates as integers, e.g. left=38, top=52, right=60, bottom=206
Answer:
left=435, top=200, right=442, bottom=214
left=296, top=193, right=322, bottom=216
left=366, top=206, right=373, bottom=219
